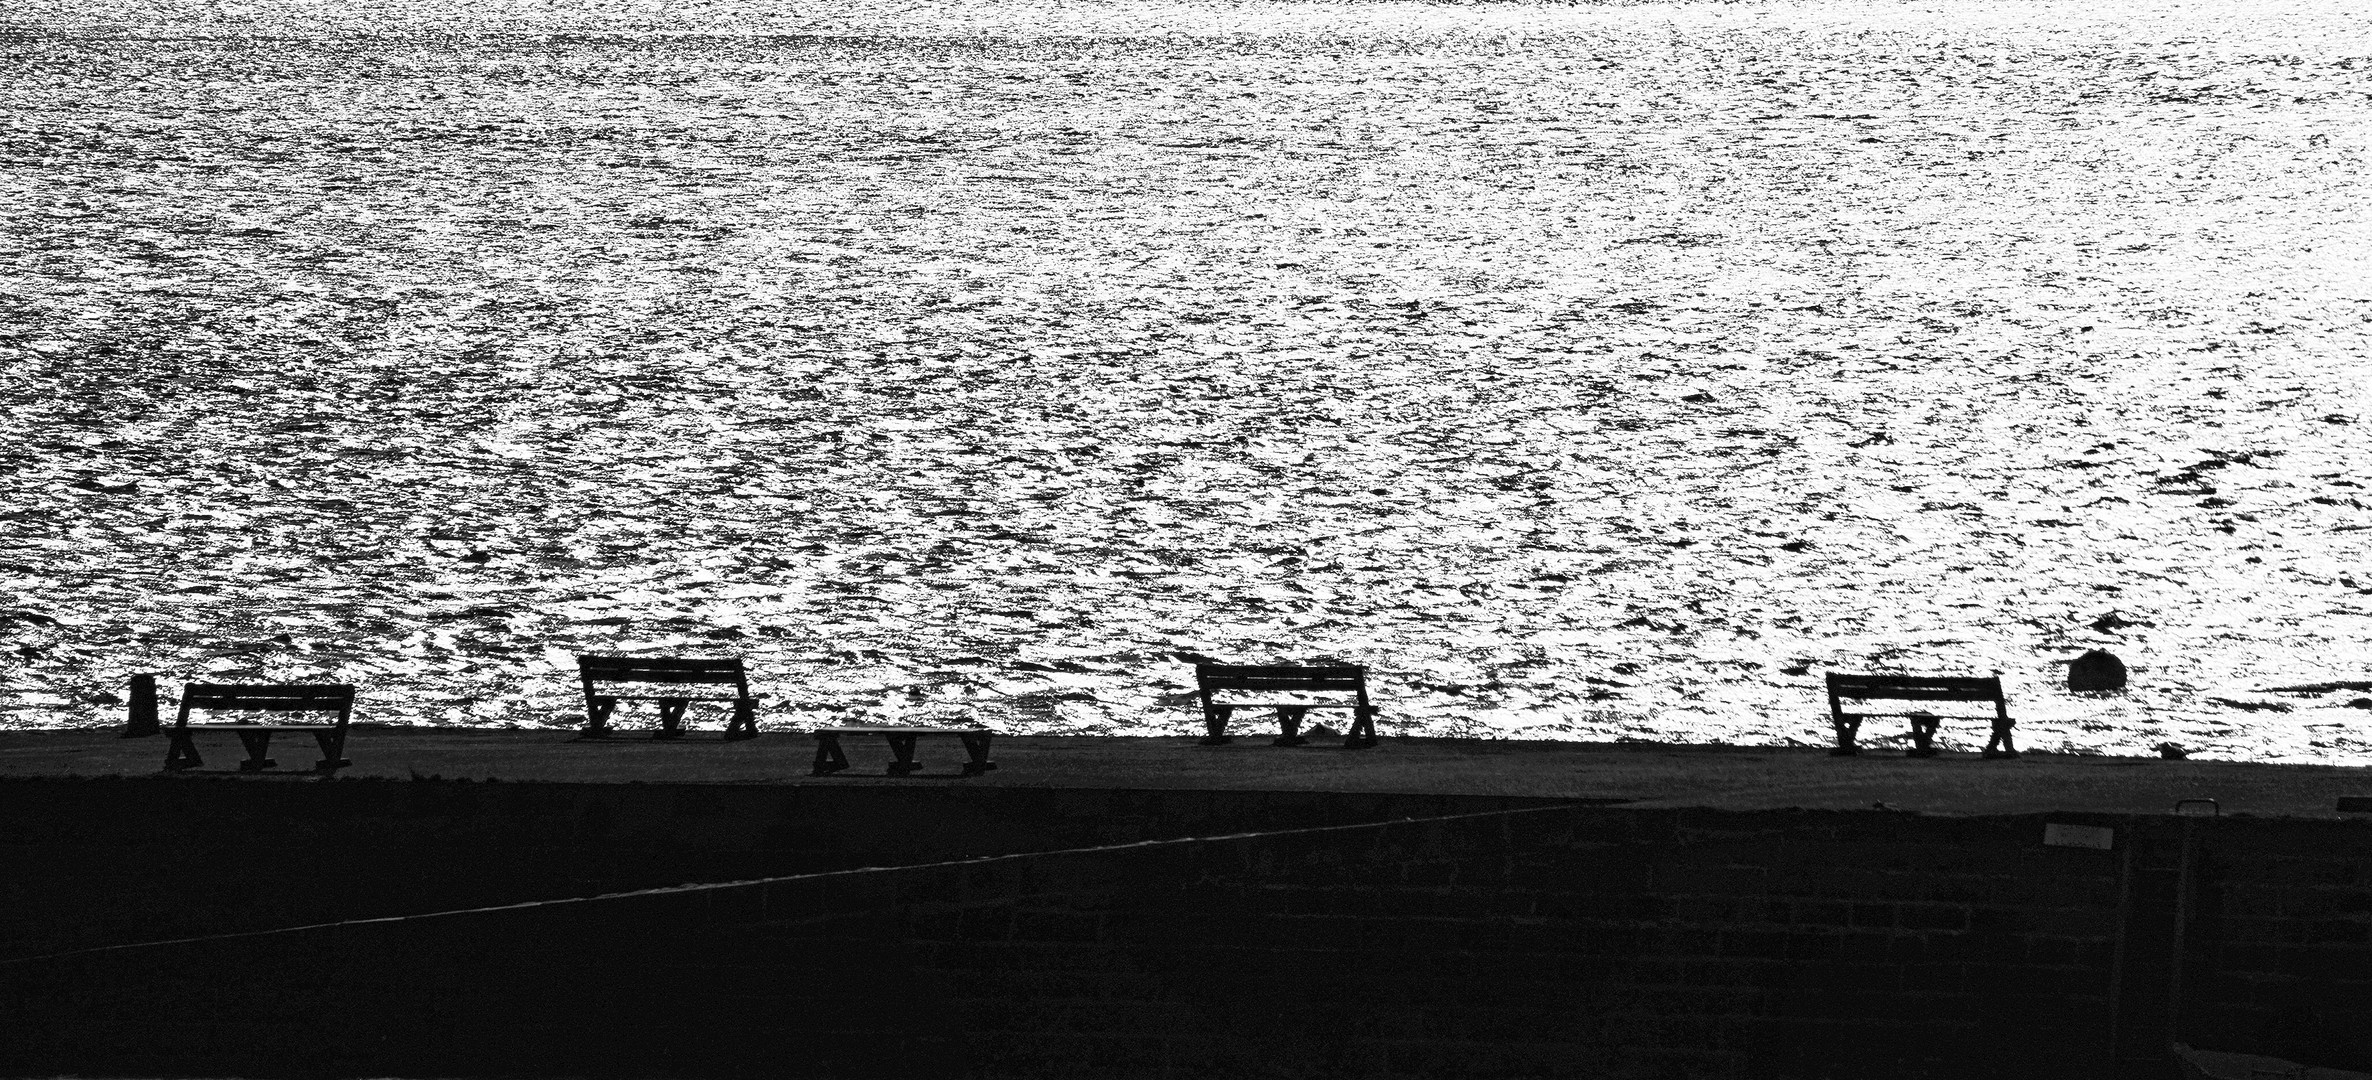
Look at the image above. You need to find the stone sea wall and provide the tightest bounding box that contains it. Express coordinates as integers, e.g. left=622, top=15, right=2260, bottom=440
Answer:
left=0, top=776, right=1564, bottom=959
left=3, top=786, right=2369, bottom=1079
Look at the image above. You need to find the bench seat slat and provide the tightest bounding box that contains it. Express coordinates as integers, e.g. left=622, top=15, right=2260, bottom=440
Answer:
left=579, top=655, right=745, bottom=669
left=580, top=657, right=746, bottom=677
left=1201, top=684, right=1366, bottom=694
left=814, top=726, right=988, bottom=735
left=595, top=692, right=754, bottom=701
left=181, top=690, right=352, bottom=697
left=582, top=671, right=748, bottom=685
left=1202, top=700, right=1367, bottom=708
left=1828, top=677, right=2001, bottom=695
left=1830, top=686, right=2003, bottom=702
left=182, top=723, right=342, bottom=731
left=182, top=685, right=354, bottom=709
left=178, top=699, right=353, bottom=711
left=1204, top=672, right=1365, bottom=682
left=1200, top=672, right=1364, bottom=689
left=182, top=689, right=355, bottom=699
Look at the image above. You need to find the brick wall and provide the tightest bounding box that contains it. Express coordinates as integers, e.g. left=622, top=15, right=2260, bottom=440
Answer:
left=0, top=776, right=1564, bottom=957
left=2176, top=821, right=2372, bottom=1067
left=4, top=796, right=2368, bottom=1079
left=898, top=808, right=2132, bottom=1080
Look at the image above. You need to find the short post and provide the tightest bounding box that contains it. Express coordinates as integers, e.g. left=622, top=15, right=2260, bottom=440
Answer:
left=121, top=673, right=159, bottom=738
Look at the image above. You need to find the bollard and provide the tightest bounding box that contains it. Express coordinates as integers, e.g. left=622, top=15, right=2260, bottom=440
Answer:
left=121, top=673, right=159, bottom=738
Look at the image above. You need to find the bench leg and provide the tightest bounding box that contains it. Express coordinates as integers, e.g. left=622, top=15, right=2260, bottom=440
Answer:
left=1906, top=713, right=1941, bottom=758
left=1200, top=704, right=1234, bottom=746
left=1984, top=716, right=2020, bottom=760
left=234, top=729, right=277, bottom=772
left=1344, top=706, right=1379, bottom=750
left=1830, top=713, right=1861, bottom=757
left=654, top=699, right=689, bottom=740
left=1272, top=706, right=1309, bottom=748
left=724, top=697, right=759, bottom=741
left=959, top=732, right=997, bottom=777
left=811, top=734, right=849, bottom=777
left=163, top=731, right=203, bottom=772
left=583, top=696, right=618, bottom=738
left=885, top=733, right=922, bottom=776
left=312, top=730, right=351, bottom=773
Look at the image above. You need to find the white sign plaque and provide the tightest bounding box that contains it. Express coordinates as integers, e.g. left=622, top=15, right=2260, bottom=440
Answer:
left=2043, top=823, right=2116, bottom=850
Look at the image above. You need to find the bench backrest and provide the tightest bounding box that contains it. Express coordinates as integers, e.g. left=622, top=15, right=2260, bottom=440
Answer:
left=577, top=655, right=750, bottom=694
left=1196, top=664, right=1369, bottom=704
left=1826, top=673, right=2005, bottom=714
left=175, top=683, right=357, bottom=727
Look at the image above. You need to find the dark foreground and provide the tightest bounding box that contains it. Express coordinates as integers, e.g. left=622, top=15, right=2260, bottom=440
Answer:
left=4, top=729, right=2370, bottom=1080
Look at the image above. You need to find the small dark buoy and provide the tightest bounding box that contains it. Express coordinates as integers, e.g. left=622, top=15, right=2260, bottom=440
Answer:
left=2068, top=649, right=2128, bottom=692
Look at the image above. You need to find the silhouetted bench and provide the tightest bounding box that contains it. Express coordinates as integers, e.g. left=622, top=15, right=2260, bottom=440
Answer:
left=577, top=655, right=759, bottom=740
left=811, top=726, right=995, bottom=777
left=163, top=683, right=355, bottom=773
left=1195, top=663, right=1378, bottom=749
left=1826, top=672, right=2015, bottom=758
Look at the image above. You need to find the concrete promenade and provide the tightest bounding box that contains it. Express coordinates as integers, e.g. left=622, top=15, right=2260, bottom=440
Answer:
left=6, top=726, right=2368, bottom=818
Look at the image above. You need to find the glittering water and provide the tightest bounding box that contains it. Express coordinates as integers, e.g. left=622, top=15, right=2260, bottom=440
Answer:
left=2, top=0, right=2368, bottom=761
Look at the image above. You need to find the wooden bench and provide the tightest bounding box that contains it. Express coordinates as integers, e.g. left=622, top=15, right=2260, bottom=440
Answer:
left=1195, top=663, right=1379, bottom=749
left=163, top=683, right=355, bottom=773
left=577, top=655, right=760, bottom=740
left=1826, top=672, right=2016, bottom=758
left=811, top=726, right=995, bottom=777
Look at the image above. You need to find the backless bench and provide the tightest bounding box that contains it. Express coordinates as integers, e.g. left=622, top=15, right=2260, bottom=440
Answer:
left=811, top=726, right=996, bottom=777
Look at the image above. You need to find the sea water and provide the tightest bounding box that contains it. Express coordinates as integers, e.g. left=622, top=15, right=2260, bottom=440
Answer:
left=1, top=0, right=2367, bottom=760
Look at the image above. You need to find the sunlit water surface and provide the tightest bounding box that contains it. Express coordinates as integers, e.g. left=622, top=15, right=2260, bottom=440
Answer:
left=2, top=0, right=2368, bottom=761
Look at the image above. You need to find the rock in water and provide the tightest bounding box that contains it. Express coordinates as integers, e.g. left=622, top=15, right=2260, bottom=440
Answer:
left=2069, top=649, right=2129, bottom=692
